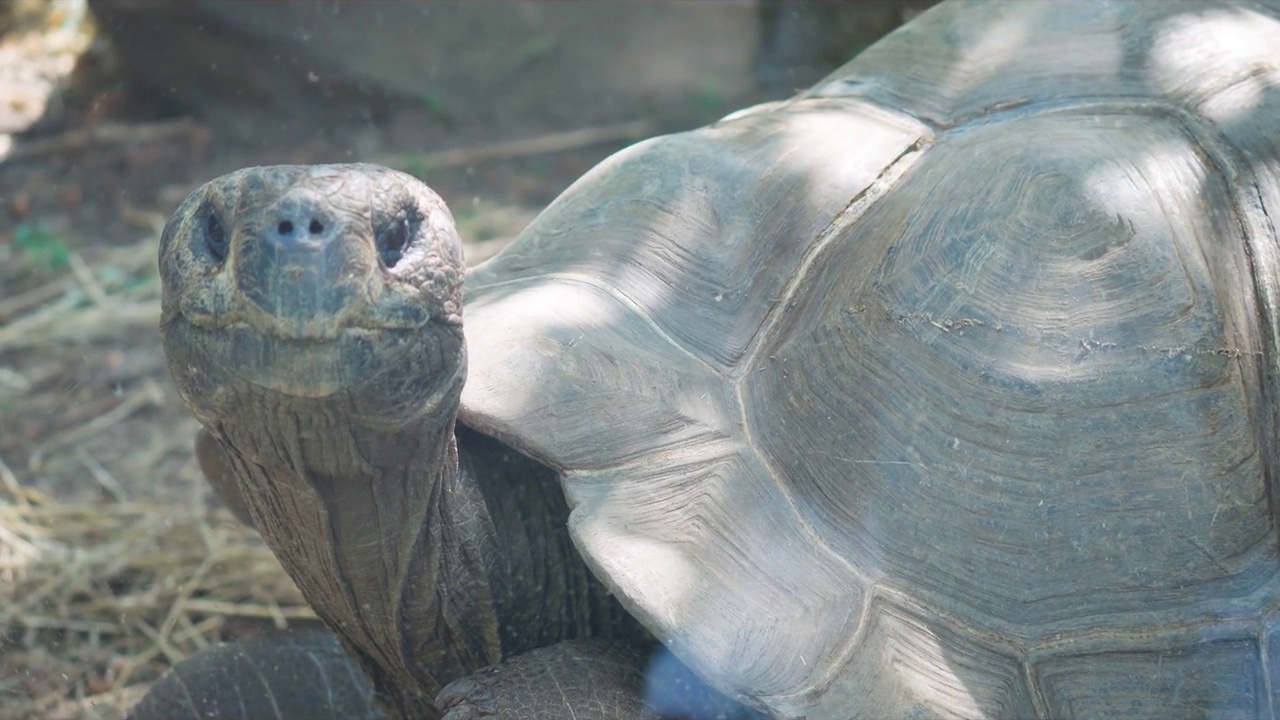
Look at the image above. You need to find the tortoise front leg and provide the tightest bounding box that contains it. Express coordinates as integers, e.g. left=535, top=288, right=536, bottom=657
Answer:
left=127, top=631, right=387, bottom=720
left=437, top=639, right=765, bottom=720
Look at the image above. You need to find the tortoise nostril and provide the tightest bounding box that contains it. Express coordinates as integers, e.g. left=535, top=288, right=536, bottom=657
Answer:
left=309, top=219, right=324, bottom=234
left=278, top=220, right=294, bottom=236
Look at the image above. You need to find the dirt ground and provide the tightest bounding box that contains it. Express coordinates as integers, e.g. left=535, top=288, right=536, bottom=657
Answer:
left=0, top=3, right=805, bottom=718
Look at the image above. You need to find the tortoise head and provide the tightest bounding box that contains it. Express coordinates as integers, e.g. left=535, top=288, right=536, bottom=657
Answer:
left=158, top=164, right=466, bottom=430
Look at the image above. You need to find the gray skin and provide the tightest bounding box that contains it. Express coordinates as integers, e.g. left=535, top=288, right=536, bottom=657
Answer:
left=149, top=164, right=755, bottom=720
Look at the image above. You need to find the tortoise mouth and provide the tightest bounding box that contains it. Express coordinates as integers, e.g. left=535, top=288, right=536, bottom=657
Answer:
left=174, top=279, right=439, bottom=343
left=180, top=308, right=432, bottom=342
left=162, top=311, right=463, bottom=412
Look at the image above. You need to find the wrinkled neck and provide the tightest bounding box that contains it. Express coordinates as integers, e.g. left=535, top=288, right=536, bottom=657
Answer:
left=457, top=425, right=648, bottom=656
left=212, top=392, right=501, bottom=718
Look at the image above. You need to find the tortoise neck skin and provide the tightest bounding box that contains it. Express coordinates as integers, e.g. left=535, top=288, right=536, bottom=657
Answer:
left=203, top=393, right=498, bottom=717
left=157, top=165, right=628, bottom=718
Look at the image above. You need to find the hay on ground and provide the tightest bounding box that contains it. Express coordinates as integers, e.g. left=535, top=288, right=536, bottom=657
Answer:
left=0, top=233, right=315, bottom=720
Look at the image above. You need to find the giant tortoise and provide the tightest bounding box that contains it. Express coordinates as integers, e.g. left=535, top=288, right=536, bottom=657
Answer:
left=132, top=0, right=1280, bottom=717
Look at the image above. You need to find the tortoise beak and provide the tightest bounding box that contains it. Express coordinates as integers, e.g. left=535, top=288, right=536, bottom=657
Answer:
left=232, top=187, right=375, bottom=336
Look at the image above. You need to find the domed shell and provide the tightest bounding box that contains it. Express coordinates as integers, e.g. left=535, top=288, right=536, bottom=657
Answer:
left=460, top=1, right=1280, bottom=717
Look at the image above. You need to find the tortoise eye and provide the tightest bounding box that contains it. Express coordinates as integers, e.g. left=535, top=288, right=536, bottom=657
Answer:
left=202, top=206, right=228, bottom=261
left=376, top=207, right=419, bottom=269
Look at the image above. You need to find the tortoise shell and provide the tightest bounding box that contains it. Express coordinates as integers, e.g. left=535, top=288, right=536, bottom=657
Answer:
left=460, top=1, right=1280, bottom=716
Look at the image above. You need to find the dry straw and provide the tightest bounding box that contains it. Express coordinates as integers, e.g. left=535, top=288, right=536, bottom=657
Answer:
left=0, top=234, right=314, bottom=720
